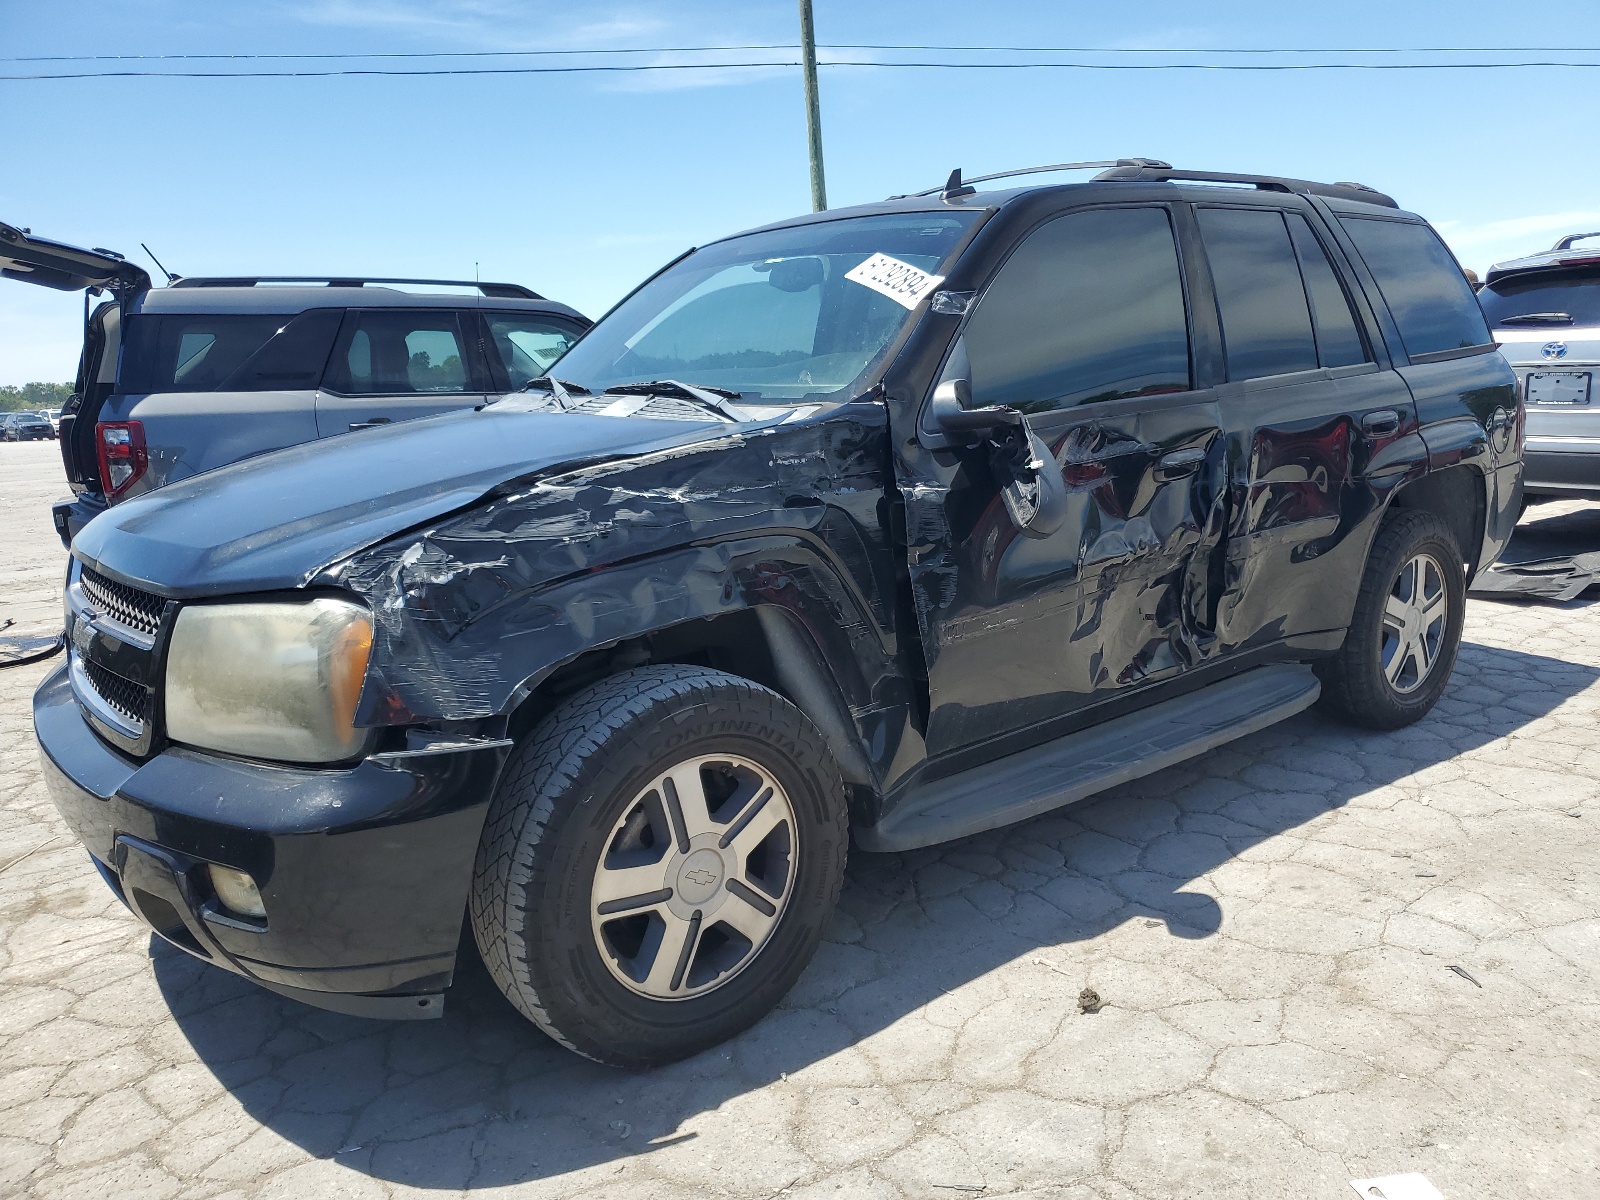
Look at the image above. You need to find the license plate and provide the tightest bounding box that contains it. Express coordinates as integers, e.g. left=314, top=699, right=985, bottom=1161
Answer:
left=1526, top=371, right=1591, bottom=405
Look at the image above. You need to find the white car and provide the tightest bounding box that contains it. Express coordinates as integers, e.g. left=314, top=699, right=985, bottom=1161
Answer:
left=1482, top=233, right=1600, bottom=498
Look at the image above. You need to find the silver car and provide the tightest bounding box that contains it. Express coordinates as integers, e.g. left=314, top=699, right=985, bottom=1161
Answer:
left=1481, top=233, right=1600, bottom=497
left=1, top=221, right=589, bottom=543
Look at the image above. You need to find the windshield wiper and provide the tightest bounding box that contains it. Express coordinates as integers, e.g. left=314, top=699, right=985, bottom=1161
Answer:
left=518, top=376, right=592, bottom=410
left=1499, top=312, right=1575, bottom=326
left=601, top=379, right=752, bottom=422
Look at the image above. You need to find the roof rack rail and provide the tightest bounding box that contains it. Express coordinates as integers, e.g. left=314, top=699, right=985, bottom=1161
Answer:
left=1090, top=165, right=1398, bottom=208
left=1551, top=232, right=1600, bottom=251
left=168, top=275, right=545, bottom=300
left=905, top=158, right=1173, bottom=199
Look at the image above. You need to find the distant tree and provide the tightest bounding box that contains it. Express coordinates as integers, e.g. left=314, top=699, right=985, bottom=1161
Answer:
left=0, top=382, right=74, bottom=413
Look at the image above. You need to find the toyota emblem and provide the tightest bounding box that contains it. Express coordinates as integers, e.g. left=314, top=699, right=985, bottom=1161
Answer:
left=1542, top=341, right=1569, bottom=360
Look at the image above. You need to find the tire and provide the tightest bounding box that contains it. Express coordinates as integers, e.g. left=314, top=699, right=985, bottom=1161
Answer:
left=1316, top=509, right=1465, bottom=730
left=470, top=664, right=849, bottom=1067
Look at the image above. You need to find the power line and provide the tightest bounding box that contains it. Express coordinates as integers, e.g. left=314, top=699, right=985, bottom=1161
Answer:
left=6, top=43, right=1600, bottom=63
left=2, top=44, right=794, bottom=63
left=7, top=59, right=1600, bottom=81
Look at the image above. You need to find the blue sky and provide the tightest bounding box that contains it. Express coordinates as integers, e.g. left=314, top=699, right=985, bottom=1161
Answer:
left=3, top=0, right=1599, bottom=385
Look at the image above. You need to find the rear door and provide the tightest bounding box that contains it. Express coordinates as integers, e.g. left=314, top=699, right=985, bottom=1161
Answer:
left=1331, top=212, right=1517, bottom=567
left=314, top=309, right=492, bottom=436
left=0, top=221, right=149, bottom=294
left=1, top=222, right=152, bottom=493
left=1195, top=200, right=1418, bottom=650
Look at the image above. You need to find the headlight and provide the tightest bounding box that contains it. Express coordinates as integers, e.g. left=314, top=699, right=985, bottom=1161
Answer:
left=165, top=597, right=374, bottom=764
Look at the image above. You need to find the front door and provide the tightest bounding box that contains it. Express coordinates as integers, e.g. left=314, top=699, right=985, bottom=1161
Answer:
left=315, top=309, right=490, bottom=436
left=897, top=204, right=1224, bottom=760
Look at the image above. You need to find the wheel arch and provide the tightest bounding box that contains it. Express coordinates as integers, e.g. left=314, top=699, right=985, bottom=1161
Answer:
left=1385, top=463, right=1489, bottom=578
left=486, top=537, right=900, bottom=794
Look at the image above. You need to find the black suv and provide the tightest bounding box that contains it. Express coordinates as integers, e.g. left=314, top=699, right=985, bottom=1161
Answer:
left=0, top=221, right=588, bottom=544
left=34, top=160, right=1521, bottom=1066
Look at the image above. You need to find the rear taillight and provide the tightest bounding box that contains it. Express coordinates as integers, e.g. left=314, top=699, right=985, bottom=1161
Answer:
left=96, top=421, right=147, bottom=500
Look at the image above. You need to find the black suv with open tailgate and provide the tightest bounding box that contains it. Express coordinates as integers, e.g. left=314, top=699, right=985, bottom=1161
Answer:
left=34, top=160, right=1521, bottom=1066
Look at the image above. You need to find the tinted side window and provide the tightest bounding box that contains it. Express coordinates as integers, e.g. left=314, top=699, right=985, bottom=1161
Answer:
left=1340, top=218, right=1492, bottom=357
left=219, top=308, right=343, bottom=392
left=1198, top=208, right=1319, bottom=380
left=120, top=314, right=288, bottom=393
left=485, top=313, right=582, bottom=389
left=965, top=207, right=1190, bottom=413
left=1285, top=214, right=1369, bottom=368
left=327, top=311, right=475, bottom=395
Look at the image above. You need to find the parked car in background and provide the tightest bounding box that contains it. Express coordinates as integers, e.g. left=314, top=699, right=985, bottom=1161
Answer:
left=45, top=408, right=63, bottom=433
left=0, top=221, right=589, bottom=544
left=1480, top=233, right=1600, bottom=498
left=1, top=411, right=57, bottom=440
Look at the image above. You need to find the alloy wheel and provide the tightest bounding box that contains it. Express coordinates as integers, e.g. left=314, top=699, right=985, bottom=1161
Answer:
left=589, top=754, right=797, bottom=1000
left=1380, top=551, right=1449, bottom=695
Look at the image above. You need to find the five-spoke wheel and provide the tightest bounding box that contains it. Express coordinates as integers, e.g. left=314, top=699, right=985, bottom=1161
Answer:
left=470, top=664, right=847, bottom=1067
left=1317, top=509, right=1465, bottom=730
left=591, top=754, right=796, bottom=1000
left=1380, top=552, right=1449, bottom=694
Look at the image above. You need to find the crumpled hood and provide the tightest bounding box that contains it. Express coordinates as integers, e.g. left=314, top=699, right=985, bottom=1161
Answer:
left=73, top=403, right=727, bottom=596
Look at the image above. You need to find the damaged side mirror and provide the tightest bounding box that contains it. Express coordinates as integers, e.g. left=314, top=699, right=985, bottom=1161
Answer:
left=930, top=377, right=1020, bottom=440
left=931, top=378, right=1067, bottom=540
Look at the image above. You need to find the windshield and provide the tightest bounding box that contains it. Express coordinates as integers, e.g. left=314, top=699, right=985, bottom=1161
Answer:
left=1479, top=269, right=1600, bottom=327
left=551, top=211, right=980, bottom=402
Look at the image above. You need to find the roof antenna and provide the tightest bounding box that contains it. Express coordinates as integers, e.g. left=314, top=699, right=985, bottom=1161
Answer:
left=141, top=243, right=179, bottom=285
left=940, top=168, right=976, bottom=202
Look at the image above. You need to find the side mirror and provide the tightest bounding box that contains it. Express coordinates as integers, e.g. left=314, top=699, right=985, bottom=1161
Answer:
left=930, top=378, right=1022, bottom=440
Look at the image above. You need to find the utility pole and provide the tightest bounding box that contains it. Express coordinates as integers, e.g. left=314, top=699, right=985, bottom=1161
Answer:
left=798, top=0, right=827, bottom=211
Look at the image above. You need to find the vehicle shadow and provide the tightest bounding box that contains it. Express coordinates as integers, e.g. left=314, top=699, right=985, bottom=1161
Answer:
left=150, top=637, right=1598, bottom=1189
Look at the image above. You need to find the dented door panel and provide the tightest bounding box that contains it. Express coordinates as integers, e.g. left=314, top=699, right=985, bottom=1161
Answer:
left=1212, top=366, right=1420, bottom=651
left=899, top=393, right=1224, bottom=759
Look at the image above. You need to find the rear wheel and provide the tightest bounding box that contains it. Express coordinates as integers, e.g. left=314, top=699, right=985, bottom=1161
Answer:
left=470, top=664, right=848, bottom=1067
left=1316, top=509, right=1465, bottom=729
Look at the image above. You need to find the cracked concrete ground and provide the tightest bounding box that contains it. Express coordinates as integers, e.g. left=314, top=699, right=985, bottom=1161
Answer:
left=3, top=439, right=1599, bottom=1199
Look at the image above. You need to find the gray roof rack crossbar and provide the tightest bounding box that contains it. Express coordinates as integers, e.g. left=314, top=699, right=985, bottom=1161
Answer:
left=908, top=158, right=1173, bottom=198
left=1089, top=165, right=1398, bottom=208
left=1551, top=232, right=1600, bottom=251
left=168, top=275, right=544, bottom=300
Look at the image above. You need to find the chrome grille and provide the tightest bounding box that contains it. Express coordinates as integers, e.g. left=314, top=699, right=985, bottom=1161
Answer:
left=79, top=566, right=166, bottom=638
left=81, top=657, right=151, bottom=725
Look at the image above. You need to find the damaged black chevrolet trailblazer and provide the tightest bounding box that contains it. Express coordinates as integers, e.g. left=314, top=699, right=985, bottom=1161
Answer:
left=36, top=160, right=1521, bottom=1066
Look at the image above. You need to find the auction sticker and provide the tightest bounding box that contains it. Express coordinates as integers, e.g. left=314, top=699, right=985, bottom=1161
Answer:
left=845, top=253, right=945, bottom=310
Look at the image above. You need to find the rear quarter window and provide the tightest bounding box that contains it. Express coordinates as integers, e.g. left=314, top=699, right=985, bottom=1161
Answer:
left=1340, top=218, right=1491, bottom=358
left=119, top=314, right=289, bottom=393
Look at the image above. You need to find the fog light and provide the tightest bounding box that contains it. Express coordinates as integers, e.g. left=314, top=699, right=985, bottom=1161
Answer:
left=207, top=865, right=266, bottom=919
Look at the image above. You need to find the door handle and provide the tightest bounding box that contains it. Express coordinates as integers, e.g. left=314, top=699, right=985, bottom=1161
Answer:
left=1155, top=446, right=1207, bottom=480
left=1360, top=409, right=1401, bottom=436
left=348, top=418, right=393, bottom=431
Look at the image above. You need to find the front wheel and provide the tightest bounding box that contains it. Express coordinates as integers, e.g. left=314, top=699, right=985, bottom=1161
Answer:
left=1316, top=509, right=1466, bottom=729
left=470, top=664, right=848, bottom=1067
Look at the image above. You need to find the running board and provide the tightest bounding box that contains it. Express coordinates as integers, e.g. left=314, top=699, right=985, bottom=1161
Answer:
left=857, top=664, right=1321, bottom=852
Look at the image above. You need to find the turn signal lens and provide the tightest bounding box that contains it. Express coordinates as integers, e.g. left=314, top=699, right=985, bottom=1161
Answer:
left=207, top=865, right=266, bottom=919
left=96, top=420, right=148, bottom=498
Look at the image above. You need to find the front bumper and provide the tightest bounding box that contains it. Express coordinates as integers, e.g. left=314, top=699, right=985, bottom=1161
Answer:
left=33, top=664, right=509, bottom=1019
